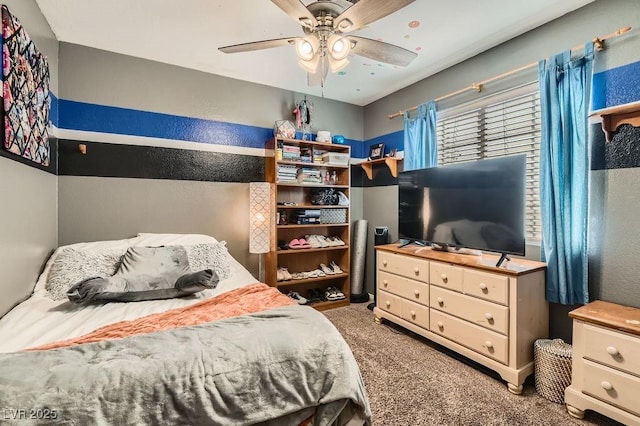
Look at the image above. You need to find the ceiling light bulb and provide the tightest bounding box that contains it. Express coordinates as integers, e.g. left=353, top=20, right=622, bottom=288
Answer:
left=328, top=35, right=350, bottom=61
left=296, top=37, right=318, bottom=61
left=300, top=41, right=312, bottom=55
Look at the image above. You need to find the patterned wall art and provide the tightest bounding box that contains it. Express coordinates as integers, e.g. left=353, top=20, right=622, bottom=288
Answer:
left=1, top=5, right=50, bottom=166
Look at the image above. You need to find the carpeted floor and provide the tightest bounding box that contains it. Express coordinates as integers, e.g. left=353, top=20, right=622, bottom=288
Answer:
left=323, top=302, right=623, bottom=426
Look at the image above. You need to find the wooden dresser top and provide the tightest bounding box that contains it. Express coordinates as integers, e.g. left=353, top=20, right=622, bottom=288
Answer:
left=569, top=300, right=640, bottom=337
left=375, top=244, right=546, bottom=276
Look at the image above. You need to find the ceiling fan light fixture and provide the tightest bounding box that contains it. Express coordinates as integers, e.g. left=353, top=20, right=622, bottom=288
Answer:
left=328, top=35, right=350, bottom=61
left=298, top=54, right=320, bottom=73
left=328, top=55, right=349, bottom=73
left=295, top=37, right=318, bottom=61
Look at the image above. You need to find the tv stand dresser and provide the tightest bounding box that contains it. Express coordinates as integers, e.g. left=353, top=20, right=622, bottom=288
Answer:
left=374, top=244, right=548, bottom=394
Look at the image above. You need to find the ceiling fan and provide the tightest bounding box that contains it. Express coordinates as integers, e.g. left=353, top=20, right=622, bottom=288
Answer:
left=219, top=0, right=417, bottom=86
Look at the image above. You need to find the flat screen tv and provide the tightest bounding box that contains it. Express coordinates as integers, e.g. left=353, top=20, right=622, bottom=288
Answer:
left=398, top=155, right=526, bottom=257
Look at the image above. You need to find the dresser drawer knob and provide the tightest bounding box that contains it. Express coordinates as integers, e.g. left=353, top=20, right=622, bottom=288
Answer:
left=606, top=346, right=619, bottom=356
left=484, top=341, right=493, bottom=350
left=440, top=274, right=448, bottom=282
left=479, top=283, right=488, bottom=291
left=385, top=301, right=391, bottom=308
left=484, top=313, right=493, bottom=321
left=383, top=280, right=388, bottom=288
left=414, top=289, right=420, bottom=297
left=601, top=381, right=614, bottom=391
left=414, top=267, right=420, bottom=275
left=382, top=260, right=388, bottom=267
left=410, top=310, right=416, bottom=319
left=437, top=321, right=444, bottom=329
left=437, top=297, right=444, bottom=306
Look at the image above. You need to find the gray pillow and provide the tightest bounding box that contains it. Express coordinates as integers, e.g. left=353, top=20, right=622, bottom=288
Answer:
left=67, top=246, right=219, bottom=304
left=46, top=248, right=124, bottom=301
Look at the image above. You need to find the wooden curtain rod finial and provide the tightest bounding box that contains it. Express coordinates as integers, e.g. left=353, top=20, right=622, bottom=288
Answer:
left=593, top=37, right=604, bottom=51
left=78, top=144, right=87, bottom=154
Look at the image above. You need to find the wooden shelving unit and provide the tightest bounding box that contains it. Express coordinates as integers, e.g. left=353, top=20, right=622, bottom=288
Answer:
left=265, top=137, right=351, bottom=311
left=591, top=101, right=640, bottom=141
left=360, top=157, right=401, bottom=179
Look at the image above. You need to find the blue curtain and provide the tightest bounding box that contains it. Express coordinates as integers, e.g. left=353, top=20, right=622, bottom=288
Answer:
left=538, top=43, right=594, bottom=305
left=404, top=101, right=437, bottom=171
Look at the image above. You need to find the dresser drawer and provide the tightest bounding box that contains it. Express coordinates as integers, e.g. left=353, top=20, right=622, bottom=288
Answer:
left=582, top=359, right=640, bottom=416
left=378, top=271, right=429, bottom=306
left=581, top=323, right=640, bottom=376
left=377, top=290, right=403, bottom=317
left=430, top=286, right=508, bottom=335
left=378, top=251, right=429, bottom=283
left=401, top=299, right=429, bottom=329
left=463, top=269, right=509, bottom=305
left=430, top=310, right=508, bottom=364
left=430, top=261, right=463, bottom=292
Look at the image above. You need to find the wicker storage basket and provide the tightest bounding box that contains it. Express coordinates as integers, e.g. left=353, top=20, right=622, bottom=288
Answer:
left=534, top=338, right=573, bottom=404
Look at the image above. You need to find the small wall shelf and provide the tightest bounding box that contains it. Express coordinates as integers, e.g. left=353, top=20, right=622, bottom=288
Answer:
left=360, top=157, right=401, bottom=180
left=591, top=101, right=640, bottom=141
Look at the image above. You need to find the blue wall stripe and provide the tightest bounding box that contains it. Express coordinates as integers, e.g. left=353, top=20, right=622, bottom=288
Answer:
left=592, top=60, right=640, bottom=111
left=361, top=131, right=404, bottom=159
left=59, top=100, right=274, bottom=149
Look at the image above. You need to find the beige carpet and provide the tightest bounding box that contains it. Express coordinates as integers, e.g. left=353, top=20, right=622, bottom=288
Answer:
left=323, top=302, right=622, bottom=426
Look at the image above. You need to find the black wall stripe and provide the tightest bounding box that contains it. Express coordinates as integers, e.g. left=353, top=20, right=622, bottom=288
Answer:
left=58, top=139, right=265, bottom=182
left=350, top=163, right=399, bottom=188
left=0, top=137, right=57, bottom=175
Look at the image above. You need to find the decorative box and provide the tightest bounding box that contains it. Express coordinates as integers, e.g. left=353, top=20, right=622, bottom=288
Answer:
left=320, top=209, right=347, bottom=224
left=322, top=152, right=350, bottom=165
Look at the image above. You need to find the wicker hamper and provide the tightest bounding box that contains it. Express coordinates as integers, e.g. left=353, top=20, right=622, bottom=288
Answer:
left=534, top=338, right=573, bottom=404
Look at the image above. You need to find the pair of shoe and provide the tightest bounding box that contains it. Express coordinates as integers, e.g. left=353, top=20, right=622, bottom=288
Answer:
left=305, top=235, right=345, bottom=248
left=277, top=267, right=292, bottom=281
left=319, top=261, right=343, bottom=275
left=290, top=268, right=326, bottom=279
left=324, top=286, right=345, bottom=301
left=306, top=288, right=324, bottom=304
left=287, top=291, right=308, bottom=305
left=288, top=238, right=312, bottom=249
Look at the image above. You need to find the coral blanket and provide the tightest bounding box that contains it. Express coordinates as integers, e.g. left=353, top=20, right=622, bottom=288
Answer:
left=30, top=283, right=296, bottom=351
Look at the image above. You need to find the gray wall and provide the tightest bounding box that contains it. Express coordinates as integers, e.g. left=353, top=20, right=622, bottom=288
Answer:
left=0, top=0, right=58, bottom=317
left=361, top=0, right=640, bottom=341
left=57, top=44, right=365, bottom=278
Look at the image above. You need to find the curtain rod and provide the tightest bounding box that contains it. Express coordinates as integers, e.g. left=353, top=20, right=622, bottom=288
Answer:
left=388, top=26, right=632, bottom=120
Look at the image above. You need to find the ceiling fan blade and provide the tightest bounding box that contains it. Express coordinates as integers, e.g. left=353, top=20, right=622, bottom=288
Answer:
left=271, top=0, right=317, bottom=28
left=335, top=0, right=415, bottom=32
left=219, top=37, right=300, bottom=53
left=348, top=36, right=417, bottom=66
left=308, top=57, right=329, bottom=86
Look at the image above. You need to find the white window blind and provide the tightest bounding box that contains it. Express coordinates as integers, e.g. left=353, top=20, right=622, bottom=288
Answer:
left=436, top=87, right=541, bottom=241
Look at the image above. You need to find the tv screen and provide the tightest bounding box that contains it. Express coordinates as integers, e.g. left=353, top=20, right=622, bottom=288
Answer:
left=398, top=155, right=526, bottom=255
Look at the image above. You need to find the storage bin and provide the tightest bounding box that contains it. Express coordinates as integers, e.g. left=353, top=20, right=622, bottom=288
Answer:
left=534, top=338, right=572, bottom=404
left=320, top=209, right=347, bottom=224
left=322, top=152, right=350, bottom=165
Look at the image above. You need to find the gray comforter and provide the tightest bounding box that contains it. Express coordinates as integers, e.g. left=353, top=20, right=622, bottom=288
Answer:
left=0, top=305, right=371, bottom=425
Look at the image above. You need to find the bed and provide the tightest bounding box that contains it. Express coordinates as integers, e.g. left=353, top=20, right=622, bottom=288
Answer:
left=0, top=233, right=371, bottom=425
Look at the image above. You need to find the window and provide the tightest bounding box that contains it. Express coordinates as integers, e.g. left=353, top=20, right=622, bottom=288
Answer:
left=436, top=84, right=541, bottom=241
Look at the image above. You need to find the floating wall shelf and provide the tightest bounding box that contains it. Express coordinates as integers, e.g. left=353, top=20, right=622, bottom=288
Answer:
left=360, top=157, right=401, bottom=180
left=591, top=101, right=640, bottom=141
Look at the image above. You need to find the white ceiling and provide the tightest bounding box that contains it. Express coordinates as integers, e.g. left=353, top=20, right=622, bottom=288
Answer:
left=36, top=0, right=594, bottom=106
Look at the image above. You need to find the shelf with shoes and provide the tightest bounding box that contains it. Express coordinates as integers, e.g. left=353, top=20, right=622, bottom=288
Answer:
left=265, top=137, right=351, bottom=311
